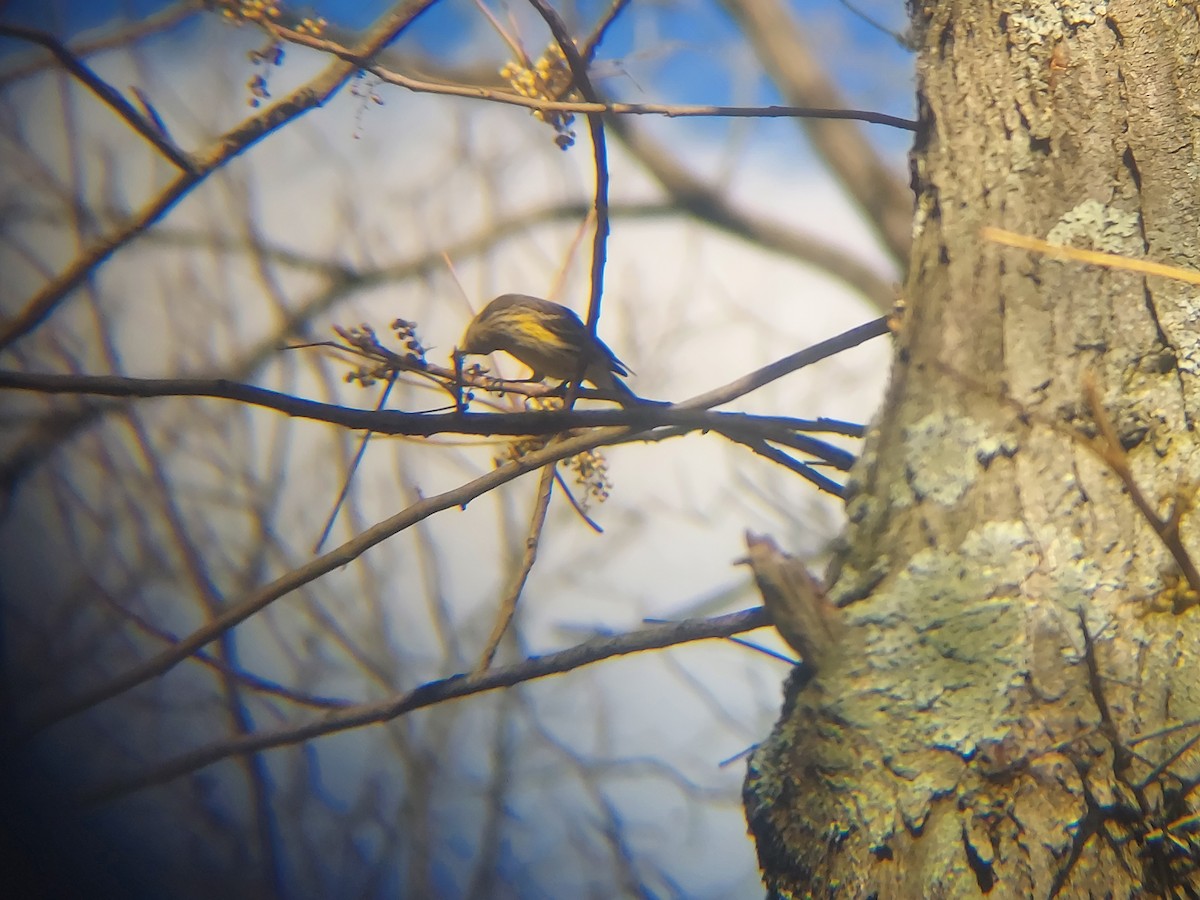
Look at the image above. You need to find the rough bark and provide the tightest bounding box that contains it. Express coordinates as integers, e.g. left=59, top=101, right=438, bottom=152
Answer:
left=745, top=1, right=1200, bottom=897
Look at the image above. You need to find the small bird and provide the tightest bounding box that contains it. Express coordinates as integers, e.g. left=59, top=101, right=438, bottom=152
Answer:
left=742, top=532, right=844, bottom=672
left=457, top=294, right=637, bottom=403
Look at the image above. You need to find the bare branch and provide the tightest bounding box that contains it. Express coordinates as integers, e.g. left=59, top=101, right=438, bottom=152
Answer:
left=8, top=315, right=884, bottom=736
left=269, top=22, right=916, bottom=129
left=526, top=0, right=615, bottom=405
left=476, top=464, right=556, bottom=671
left=1083, top=375, right=1200, bottom=610
left=0, top=1, right=201, bottom=85
left=718, top=0, right=913, bottom=263
left=77, top=606, right=773, bottom=807
left=0, top=0, right=442, bottom=349
left=730, top=435, right=845, bottom=498
left=676, top=315, right=890, bottom=410
left=607, top=116, right=898, bottom=312
left=0, top=319, right=881, bottom=448
left=0, top=23, right=193, bottom=170
left=16, top=418, right=647, bottom=738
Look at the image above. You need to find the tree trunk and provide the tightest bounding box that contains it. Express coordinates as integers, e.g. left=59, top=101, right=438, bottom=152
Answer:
left=745, top=2, right=1200, bottom=897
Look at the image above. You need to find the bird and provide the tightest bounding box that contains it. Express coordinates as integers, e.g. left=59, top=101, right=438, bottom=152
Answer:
left=457, top=294, right=637, bottom=403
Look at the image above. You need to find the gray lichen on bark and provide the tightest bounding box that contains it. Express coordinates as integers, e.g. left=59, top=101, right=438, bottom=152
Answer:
left=745, top=1, right=1200, bottom=896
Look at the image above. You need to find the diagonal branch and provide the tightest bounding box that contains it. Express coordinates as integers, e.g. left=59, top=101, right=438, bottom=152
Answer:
left=677, top=314, right=890, bottom=409
left=606, top=116, right=898, bottom=312
left=718, top=0, right=913, bottom=264
left=16, top=419, right=641, bottom=739
left=77, top=606, right=772, bottom=807
left=1083, top=375, right=1200, bottom=610
left=0, top=23, right=193, bottom=170
left=0, top=0, right=442, bottom=350
left=0, top=1, right=201, bottom=85
left=9, top=316, right=884, bottom=736
left=475, top=464, right=557, bottom=671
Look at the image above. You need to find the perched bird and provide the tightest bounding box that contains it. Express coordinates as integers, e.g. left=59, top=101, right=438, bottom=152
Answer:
left=742, top=532, right=844, bottom=673
left=457, top=294, right=637, bottom=403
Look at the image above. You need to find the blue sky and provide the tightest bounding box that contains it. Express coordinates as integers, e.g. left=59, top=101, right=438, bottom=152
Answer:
left=0, top=0, right=915, bottom=166
left=1, top=0, right=907, bottom=42
left=0, top=0, right=914, bottom=105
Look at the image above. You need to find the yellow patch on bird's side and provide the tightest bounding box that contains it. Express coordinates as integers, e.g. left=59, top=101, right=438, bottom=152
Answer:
left=517, top=319, right=569, bottom=350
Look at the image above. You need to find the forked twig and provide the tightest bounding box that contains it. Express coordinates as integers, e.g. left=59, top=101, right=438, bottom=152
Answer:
left=1083, top=374, right=1200, bottom=612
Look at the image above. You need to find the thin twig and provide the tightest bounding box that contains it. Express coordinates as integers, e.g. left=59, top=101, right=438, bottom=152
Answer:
left=76, top=606, right=772, bottom=807
left=1128, top=719, right=1200, bottom=749
left=313, top=372, right=398, bottom=553
left=731, top=435, right=844, bottom=497
left=1083, top=375, right=1200, bottom=608
left=984, top=227, right=1200, bottom=287
left=0, top=0, right=442, bottom=350
left=581, top=0, right=631, bottom=64
left=0, top=1, right=201, bottom=85
left=0, top=23, right=193, bottom=170
left=1136, top=728, right=1200, bottom=795
left=476, top=464, right=556, bottom=671
left=552, top=465, right=604, bottom=533
left=526, top=0, right=613, bottom=408
left=15, top=416, right=643, bottom=740
left=266, top=23, right=917, bottom=130
left=837, top=0, right=915, bottom=49
left=472, top=0, right=529, bottom=65
left=89, top=573, right=352, bottom=710
left=677, top=315, right=890, bottom=410
left=8, top=317, right=886, bottom=736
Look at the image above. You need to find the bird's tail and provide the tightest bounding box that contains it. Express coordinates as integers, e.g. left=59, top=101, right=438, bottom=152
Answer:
left=586, top=364, right=654, bottom=406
